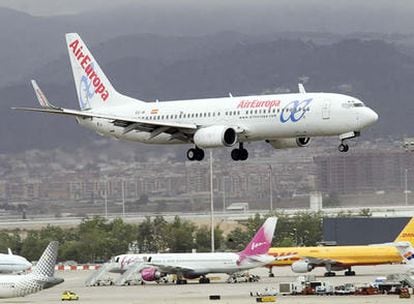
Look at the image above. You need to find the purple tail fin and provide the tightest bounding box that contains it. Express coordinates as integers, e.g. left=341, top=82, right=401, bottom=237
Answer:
left=240, top=217, right=277, bottom=256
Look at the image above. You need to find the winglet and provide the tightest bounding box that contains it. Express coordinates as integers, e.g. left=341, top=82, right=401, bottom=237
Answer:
left=31, top=80, right=60, bottom=110
left=298, top=83, right=306, bottom=94
left=7, top=248, right=12, bottom=255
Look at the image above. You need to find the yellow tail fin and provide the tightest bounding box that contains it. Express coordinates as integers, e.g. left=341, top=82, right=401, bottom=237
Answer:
left=394, top=218, right=414, bottom=244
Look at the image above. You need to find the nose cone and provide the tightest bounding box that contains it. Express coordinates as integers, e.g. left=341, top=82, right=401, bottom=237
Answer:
left=24, top=260, right=33, bottom=269
left=361, top=107, right=378, bottom=128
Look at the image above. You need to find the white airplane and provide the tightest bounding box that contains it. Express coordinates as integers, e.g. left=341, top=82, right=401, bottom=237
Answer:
left=0, top=241, right=63, bottom=298
left=110, top=217, right=285, bottom=284
left=13, top=33, right=378, bottom=161
left=0, top=248, right=32, bottom=273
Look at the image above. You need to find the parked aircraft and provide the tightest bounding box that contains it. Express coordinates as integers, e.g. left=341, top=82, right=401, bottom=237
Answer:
left=0, top=248, right=31, bottom=273
left=13, top=33, right=378, bottom=161
left=111, top=217, right=281, bottom=284
left=267, top=218, right=414, bottom=277
left=0, top=241, right=63, bottom=298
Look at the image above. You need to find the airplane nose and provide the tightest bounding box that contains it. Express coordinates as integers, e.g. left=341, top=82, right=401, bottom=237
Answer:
left=362, top=108, right=378, bottom=127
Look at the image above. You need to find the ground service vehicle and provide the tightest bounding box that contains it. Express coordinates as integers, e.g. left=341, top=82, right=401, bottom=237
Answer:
left=61, top=291, right=79, bottom=301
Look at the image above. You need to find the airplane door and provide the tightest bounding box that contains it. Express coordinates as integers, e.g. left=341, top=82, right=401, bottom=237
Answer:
left=321, top=101, right=331, bottom=120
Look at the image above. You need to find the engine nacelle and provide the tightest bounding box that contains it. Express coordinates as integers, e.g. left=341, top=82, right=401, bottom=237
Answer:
left=140, top=267, right=162, bottom=281
left=267, top=137, right=311, bottom=149
left=193, top=126, right=237, bottom=148
left=291, top=260, right=314, bottom=273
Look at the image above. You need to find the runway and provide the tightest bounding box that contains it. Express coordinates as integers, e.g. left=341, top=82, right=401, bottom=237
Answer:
left=12, top=264, right=411, bottom=303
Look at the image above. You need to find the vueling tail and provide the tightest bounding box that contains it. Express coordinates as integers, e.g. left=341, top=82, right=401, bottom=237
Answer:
left=394, top=218, right=414, bottom=245
left=32, top=241, right=59, bottom=277
left=239, top=217, right=277, bottom=256
left=65, top=33, right=142, bottom=111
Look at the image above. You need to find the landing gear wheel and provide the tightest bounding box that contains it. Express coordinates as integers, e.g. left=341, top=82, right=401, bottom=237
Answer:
left=231, top=149, right=241, bottom=161
left=187, top=148, right=196, bottom=161
left=187, top=147, right=205, bottom=161
left=199, top=277, right=210, bottom=284
left=231, top=142, right=249, bottom=161
left=176, top=279, right=187, bottom=284
left=194, top=148, right=205, bottom=161
left=338, top=143, right=349, bottom=152
left=324, top=272, right=336, bottom=277
left=239, top=149, right=248, bottom=161
left=345, top=270, right=356, bottom=276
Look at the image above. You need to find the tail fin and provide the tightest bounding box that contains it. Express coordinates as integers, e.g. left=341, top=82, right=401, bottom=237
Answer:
left=240, top=217, right=277, bottom=256
left=394, top=218, right=414, bottom=244
left=32, top=241, right=59, bottom=277
left=393, top=241, right=414, bottom=266
left=65, top=33, right=140, bottom=111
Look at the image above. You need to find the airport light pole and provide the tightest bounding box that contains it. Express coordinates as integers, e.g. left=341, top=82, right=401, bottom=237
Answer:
left=222, top=176, right=227, bottom=213
left=210, top=150, right=215, bottom=253
left=405, top=169, right=409, bottom=206
left=121, top=179, right=125, bottom=218
left=104, top=179, right=108, bottom=218
left=268, top=165, right=273, bottom=212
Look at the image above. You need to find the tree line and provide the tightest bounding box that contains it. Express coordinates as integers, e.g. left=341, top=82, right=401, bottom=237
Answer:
left=0, top=212, right=323, bottom=263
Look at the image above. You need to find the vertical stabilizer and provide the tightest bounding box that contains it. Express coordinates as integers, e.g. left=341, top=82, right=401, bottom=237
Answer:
left=395, top=218, right=414, bottom=245
left=394, top=241, right=414, bottom=266
left=240, top=217, right=277, bottom=256
left=65, top=33, right=141, bottom=111
left=32, top=241, right=59, bottom=277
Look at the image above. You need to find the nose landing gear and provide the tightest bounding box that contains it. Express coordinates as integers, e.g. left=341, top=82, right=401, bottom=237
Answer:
left=338, top=131, right=360, bottom=153
left=338, top=142, right=349, bottom=152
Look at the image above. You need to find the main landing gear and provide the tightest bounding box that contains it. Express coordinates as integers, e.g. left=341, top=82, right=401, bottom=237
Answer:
left=186, top=143, right=249, bottom=161
left=268, top=267, right=275, bottom=278
left=187, top=147, right=205, bottom=161
left=199, top=276, right=210, bottom=284
left=231, top=143, right=248, bottom=161
left=337, top=131, right=360, bottom=153
left=344, top=268, right=356, bottom=276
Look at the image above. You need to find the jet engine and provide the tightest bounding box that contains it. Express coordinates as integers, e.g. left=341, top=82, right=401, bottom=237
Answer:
left=193, top=126, right=237, bottom=148
left=140, top=267, right=163, bottom=281
left=267, top=137, right=311, bottom=149
left=291, top=260, right=314, bottom=273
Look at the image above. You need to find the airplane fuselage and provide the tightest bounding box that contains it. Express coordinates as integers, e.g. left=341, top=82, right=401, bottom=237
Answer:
left=114, top=252, right=270, bottom=277
left=78, top=92, right=376, bottom=145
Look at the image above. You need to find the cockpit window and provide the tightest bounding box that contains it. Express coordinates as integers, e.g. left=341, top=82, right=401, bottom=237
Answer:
left=353, top=102, right=364, bottom=107
left=342, top=100, right=365, bottom=108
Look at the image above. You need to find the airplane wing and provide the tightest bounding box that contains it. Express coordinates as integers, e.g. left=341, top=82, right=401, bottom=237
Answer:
left=147, top=262, right=195, bottom=275
left=12, top=81, right=221, bottom=143
left=302, top=256, right=340, bottom=266
left=12, top=106, right=198, bottom=142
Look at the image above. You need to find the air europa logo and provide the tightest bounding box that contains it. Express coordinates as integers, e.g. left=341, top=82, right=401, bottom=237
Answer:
left=280, top=98, right=312, bottom=123
left=68, top=39, right=109, bottom=103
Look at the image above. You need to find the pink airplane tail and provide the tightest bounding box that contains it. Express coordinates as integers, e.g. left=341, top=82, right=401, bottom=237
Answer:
left=239, top=217, right=277, bottom=256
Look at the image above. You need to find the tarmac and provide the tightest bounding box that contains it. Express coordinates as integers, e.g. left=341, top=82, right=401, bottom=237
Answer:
left=9, top=264, right=413, bottom=303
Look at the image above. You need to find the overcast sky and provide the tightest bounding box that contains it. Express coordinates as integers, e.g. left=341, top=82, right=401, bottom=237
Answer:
left=1, top=0, right=413, bottom=19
